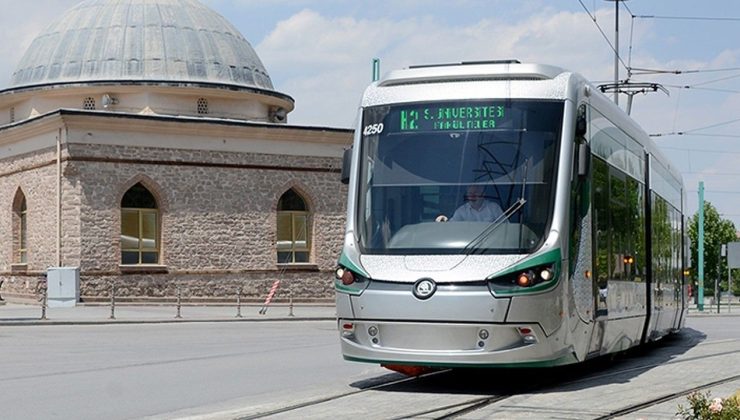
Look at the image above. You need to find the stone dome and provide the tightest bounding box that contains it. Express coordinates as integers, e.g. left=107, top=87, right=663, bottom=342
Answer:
left=11, top=0, right=275, bottom=91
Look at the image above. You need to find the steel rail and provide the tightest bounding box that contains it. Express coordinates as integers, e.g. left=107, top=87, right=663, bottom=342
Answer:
left=594, top=373, right=740, bottom=420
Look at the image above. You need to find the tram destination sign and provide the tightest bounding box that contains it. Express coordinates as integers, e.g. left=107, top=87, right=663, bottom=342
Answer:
left=396, top=103, right=507, bottom=132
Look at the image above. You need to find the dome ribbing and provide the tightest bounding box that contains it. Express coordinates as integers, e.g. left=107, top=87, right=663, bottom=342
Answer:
left=11, top=0, right=274, bottom=91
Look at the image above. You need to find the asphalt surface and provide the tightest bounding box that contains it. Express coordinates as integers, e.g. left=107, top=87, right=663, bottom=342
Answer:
left=0, top=301, right=737, bottom=420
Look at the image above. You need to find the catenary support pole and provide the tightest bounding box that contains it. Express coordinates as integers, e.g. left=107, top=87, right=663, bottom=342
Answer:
left=614, top=0, right=619, bottom=106
left=698, top=181, right=705, bottom=311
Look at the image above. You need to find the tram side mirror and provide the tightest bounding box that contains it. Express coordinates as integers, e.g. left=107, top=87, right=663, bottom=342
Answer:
left=578, top=143, right=590, bottom=177
left=576, top=115, right=587, bottom=137
left=341, top=148, right=352, bottom=185
left=576, top=105, right=587, bottom=137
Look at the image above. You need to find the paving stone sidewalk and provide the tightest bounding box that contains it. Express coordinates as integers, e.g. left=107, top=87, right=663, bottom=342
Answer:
left=0, top=302, right=336, bottom=325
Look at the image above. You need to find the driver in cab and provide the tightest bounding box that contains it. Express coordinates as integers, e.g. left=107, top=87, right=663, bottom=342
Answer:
left=436, top=184, right=504, bottom=222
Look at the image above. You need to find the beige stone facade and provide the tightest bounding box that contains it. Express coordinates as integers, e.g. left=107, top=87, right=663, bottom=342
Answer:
left=0, top=111, right=351, bottom=303
left=0, top=0, right=353, bottom=304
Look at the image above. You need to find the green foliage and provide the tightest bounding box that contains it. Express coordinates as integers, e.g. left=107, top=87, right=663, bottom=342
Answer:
left=688, top=201, right=738, bottom=296
left=677, top=391, right=740, bottom=420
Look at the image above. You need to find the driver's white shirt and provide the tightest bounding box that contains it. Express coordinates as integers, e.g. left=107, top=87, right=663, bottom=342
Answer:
left=450, top=200, right=504, bottom=222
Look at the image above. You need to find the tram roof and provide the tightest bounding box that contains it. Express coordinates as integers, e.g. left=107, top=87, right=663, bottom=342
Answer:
left=365, top=61, right=683, bottom=191
left=363, top=61, right=583, bottom=108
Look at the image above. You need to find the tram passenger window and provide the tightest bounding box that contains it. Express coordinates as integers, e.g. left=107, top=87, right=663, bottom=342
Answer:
left=593, top=158, right=609, bottom=286
left=609, top=171, right=626, bottom=281
left=627, top=178, right=645, bottom=282
left=652, top=196, right=672, bottom=287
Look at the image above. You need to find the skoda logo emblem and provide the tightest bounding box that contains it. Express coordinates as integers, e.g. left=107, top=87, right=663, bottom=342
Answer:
left=413, top=278, right=437, bottom=300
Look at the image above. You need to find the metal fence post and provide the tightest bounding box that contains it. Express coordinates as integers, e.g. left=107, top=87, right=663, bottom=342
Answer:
left=175, top=286, right=182, bottom=319
left=729, top=268, right=733, bottom=313
left=109, top=279, right=116, bottom=320
left=39, top=275, right=48, bottom=321
left=236, top=286, right=243, bottom=318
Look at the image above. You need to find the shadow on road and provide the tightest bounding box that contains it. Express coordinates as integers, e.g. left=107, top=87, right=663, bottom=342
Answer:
left=350, top=327, right=707, bottom=396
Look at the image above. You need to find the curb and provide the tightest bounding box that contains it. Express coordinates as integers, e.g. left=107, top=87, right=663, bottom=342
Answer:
left=686, top=312, right=740, bottom=317
left=0, top=316, right=337, bottom=327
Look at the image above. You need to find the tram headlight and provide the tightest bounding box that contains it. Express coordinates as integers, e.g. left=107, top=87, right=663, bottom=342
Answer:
left=539, top=268, right=554, bottom=281
left=488, top=263, right=558, bottom=292
left=334, top=266, right=369, bottom=289
left=517, top=271, right=535, bottom=287
left=334, top=266, right=356, bottom=285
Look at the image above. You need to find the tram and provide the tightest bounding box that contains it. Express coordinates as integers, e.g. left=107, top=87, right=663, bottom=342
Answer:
left=335, top=61, right=688, bottom=370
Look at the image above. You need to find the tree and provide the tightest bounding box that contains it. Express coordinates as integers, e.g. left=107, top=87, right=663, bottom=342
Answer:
left=688, top=201, right=738, bottom=297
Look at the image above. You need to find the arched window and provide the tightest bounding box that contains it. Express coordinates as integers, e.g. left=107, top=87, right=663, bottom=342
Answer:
left=276, top=189, right=310, bottom=263
left=121, top=183, right=159, bottom=265
left=13, top=191, right=28, bottom=263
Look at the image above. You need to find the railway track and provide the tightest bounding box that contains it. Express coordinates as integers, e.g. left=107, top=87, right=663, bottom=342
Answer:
left=594, top=372, right=740, bottom=419
left=238, top=338, right=740, bottom=419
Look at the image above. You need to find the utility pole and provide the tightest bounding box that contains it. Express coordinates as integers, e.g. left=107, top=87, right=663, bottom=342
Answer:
left=598, top=1, right=667, bottom=115
left=698, top=181, right=705, bottom=311
left=605, top=0, right=624, bottom=105
left=613, top=0, right=619, bottom=105
left=719, top=244, right=725, bottom=313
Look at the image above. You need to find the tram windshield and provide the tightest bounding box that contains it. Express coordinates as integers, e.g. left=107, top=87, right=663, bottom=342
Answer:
left=358, top=100, right=563, bottom=254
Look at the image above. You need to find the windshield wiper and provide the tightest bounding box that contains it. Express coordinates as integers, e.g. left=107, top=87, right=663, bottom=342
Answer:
left=461, top=197, right=527, bottom=254
left=462, top=157, right=530, bottom=255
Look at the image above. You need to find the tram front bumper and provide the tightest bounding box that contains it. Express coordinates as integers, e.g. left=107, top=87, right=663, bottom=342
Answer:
left=339, top=319, right=576, bottom=368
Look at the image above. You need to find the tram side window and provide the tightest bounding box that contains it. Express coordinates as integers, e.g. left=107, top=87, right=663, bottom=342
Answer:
left=609, top=170, right=627, bottom=281
left=593, top=156, right=645, bottom=284
left=652, top=197, right=662, bottom=286
left=627, top=178, right=645, bottom=282
left=569, top=105, right=589, bottom=275
left=673, top=207, right=681, bottom=305
left=593, top=157, right=610, bottom=287
left=651, top=196, right=672, bottom=287
left=672, top=206, right=682, bottom=285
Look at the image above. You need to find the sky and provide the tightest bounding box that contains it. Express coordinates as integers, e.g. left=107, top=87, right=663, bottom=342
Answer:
left=0, top=0, right=739, bottom=227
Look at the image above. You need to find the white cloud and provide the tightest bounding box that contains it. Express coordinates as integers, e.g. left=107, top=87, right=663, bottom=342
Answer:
left=0, top=0, right=80, bottom=88
left=255, top=5, right=740, bottom=224
left=258, top=7, right=640, bottom=127
left=1, top=1, right=738, bottom=223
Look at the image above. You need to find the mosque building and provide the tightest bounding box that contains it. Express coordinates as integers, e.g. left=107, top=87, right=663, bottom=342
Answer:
left=0, top=0, right=352, bottom=303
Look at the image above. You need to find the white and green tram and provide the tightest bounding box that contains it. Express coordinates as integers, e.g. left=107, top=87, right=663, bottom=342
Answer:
left=335, top=61, right=687, bottom=370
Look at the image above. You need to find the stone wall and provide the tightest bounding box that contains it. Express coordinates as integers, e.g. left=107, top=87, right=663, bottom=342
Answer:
left=0, top=147, right=59, bottom=271
left=0, top=147, right=61, bottom=298
left=1, top=129, right=350, bottom=303
left=80, top=270, right=334, bottom=303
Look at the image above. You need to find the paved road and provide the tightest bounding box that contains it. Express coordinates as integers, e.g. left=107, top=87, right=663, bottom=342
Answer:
left=0, top=320, right=386, bottom=419
left=0, top=314, right=736, bottom=419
